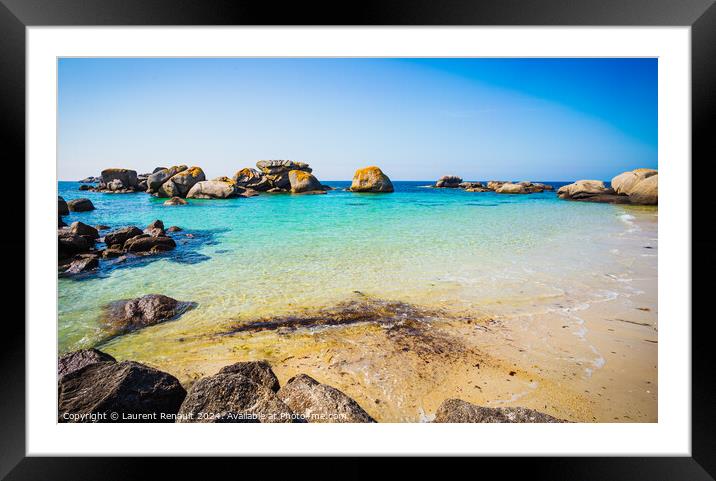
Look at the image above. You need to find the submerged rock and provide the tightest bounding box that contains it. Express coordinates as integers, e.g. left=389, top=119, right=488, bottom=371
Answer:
left=435, top=175, right=462, bottom=188
left=123, top=235, right=176, bottom=253
left=177, top=372, right=295, bottom=423
left=432, top=399, right=567, bottom=423
left=277, top=374, right=375, bottom=423
left=218, top=360, right=281, bottom=392
left=349, top=166, right=394, bottom=193
left=163, top=196, right=188, bottom=206
left=103, top=226, right=143, bottom=247
left=58, top=360, right=186, bottom=422
left=58, top=348, right=116, bottom=380
left=102, top=294, right=193, bottom=337
left=67, top=198, right=95, bottom=212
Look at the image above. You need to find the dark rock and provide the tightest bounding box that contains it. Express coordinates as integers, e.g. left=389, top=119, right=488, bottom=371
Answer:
left=432, top=399, right=567, bottom=423
left=152, top=167, right=167, bottom=174
left=58, top=349, right=116, bottom=380
left=79, top=184, right=91, bottom=191
left=58, top=234, right=92, bottom=259
left=94, top=224, right=110, bottom=231
left=67, top=198, right=95, bottom=212
left=102, top=294, right=192, bottom=336
left=58, top=217, right=66, bottom=228
left=104, top=226, right=143, bottom=247
left=58, top=196, right=69, bottom=215
left=101, top=168, right=139, bottom=188
left=177, top=372, right=295, bottom=423
left=435, top=175, right=463, bottom=188
left=69, top=221, right=99, bottom=240
left=79, top=176, right=100, bottom=183
left=218, top=361, right=280, bottom=392
left=58, top=361, right=186, bottom=422
left=124, top=235, right=176, bottom=253
left=144, top=220, right=165, bottom=237
left=66, top=255, right=99, bottom=274
left=277, top=374, right=375, bottom=423
left=102, top=247, right=125, bottom=259
left=166, top=226, right=182, bottom=232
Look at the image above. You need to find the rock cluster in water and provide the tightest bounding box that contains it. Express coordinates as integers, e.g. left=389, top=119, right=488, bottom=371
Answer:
left=58, top=218, right=182, bottom=275
left=433, top=176, right=554, bottom=194
left=57, top=351, right=565, bottom=423
left=558, top=168, right=657, bottom=205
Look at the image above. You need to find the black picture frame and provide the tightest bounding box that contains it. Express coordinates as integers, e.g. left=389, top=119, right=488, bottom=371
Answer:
left=2, top=0, right=713, bottom=478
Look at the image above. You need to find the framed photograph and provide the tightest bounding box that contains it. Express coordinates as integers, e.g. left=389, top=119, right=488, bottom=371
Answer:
left=4, top=0, right=714, bottom=478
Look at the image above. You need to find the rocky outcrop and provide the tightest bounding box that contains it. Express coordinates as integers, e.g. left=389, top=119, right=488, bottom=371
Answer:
left=58, top=349, right=116, bottom=380
left=187, top=178, right=239, bottom=199
left=288, top=170, right=323, bottom=193
left=79, top=176, right=100, bottom=183
left=432, top=399, right=567, bottom=423
left=101, top=169, right=138, bottom=188
left=495, top=182, right=528, bottom=194
left=67, top=198, right=95, bottom=212
left=627, top=174, right=657, bottom=205
left=177, top=372, right=295, bottom=423
left=277, top=374, right=375, bottom=423
left=435, top=175, right=462, bottom=188
left=557, top=180, right=608, bottom=199
left=257, top=160, right=312, bottom=175
left=147, top=165, right=188, bottom=194
left=103, top=226, right=143, bottom=247
left=144, top=220, right=165, bottom=237
left=58, top=361, right=186, bottom=422
left=218, top=361, right=281, bottom=392
left=58, top=232, right=93, bottom=260
left=159, top=167, right=206, bottom=198
left=349, top=166, right=394, bottom=193
left=611, top=168, right=657, bottom=195
left=102, top=294, right=193, bottom=337
left=163, top=197, right=188, bottom=206
left=65, top=254, right=99, bottom=274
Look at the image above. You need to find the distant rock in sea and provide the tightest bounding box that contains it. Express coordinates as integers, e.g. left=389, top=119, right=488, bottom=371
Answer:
left=349, top=166, right=394, bottom=193
left=434, top=175, right=462, bottom=188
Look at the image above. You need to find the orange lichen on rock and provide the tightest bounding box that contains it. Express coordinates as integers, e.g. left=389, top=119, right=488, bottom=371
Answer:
left=349, top=166, right=394, bottom=193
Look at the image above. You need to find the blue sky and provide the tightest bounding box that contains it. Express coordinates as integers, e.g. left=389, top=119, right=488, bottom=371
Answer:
left=58, top=58, right=657, bottom=181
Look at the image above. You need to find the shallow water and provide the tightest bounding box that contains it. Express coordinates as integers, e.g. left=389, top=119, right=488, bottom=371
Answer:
left=58, top=181, right=655, bottom=355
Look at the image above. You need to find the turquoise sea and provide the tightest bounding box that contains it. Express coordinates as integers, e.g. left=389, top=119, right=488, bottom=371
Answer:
left=58, top=180, right=657, bottom=355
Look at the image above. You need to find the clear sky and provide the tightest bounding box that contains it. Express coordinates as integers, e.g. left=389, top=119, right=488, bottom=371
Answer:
left=58, top=58, right=657, bottom=181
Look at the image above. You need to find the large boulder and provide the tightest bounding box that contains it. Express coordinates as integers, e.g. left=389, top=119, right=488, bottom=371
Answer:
left=58, top=361, right=186, bottom=422
left=432, top=399, right=566, bottom=423
left=610, top=168, right=657, bottom=195
left=69, top=221, right=99, bottom=240
left=495, top=183, right=528, bottom=194
left=146, top=165, right=188, bottom=193
left=159, top=166, right=206, bottom=198
left=277, top=374, right=375, bottom=423
left=232, top=168, right=264, bottom=187
left=177, top=372, right=296, bottom=423
left=349, top=166, right=394, bottom=193
left=67, top=198, right=95, bottom=212
left=65, top=254, right=99, bottom=274
left=288, top=170, right=323, bottom=193
left=101, top=168, right=138, bottom=188
left=557, top=180, right=608, bottom=199
left=58, top=348, right=116, bottom=380
left=103, top=226, right=143, bottom=247
left=435, top=175, right=462, bottom=188
left=123, top=235, right=176, bottom=253
left=218, top=361, right=280, bottom=392
left=187, top=179, right=238, bottom=199
left=58, top=233, right=93, bottom=259
left=102, top=294, right=192, bottom=337
left=628, top=174, right=658, bottom=205
left=58, top=196, right=69, bottom=215
left=256, top=160, right=311, bottom=175
left=143, top=219, right=165, bottom=237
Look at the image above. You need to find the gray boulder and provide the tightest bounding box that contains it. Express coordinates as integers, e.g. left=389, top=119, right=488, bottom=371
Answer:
left=123, top=235, right=176, bottom=253
left=277, top=374, right=375, bottom=423
left=432, top=399, right=566, bottom=423
left=218, top=360, right=280, bottom=392
left=67, top=198, right=95, bottom=212
left=256, top=160, right=312, bottom=175
left=58, top=361, right=186, bottom=422
left=186, top=179, right=238, bottom=199
left=101, top=168, right=138, bottom=188
left=146, top=165, right=188, bottom=193
left=69, top=221, right=99, bottom=240
left=103, top=226, right=143, bottom=247
left=58, top=349, right=116, bottom=380
left=435, top=175, right=462, bottom=188
left=102, top=294, right=193, bottom=337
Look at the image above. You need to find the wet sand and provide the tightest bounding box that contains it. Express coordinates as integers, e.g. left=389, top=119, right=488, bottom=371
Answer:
left=99, top=209, right=657, bottom=423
